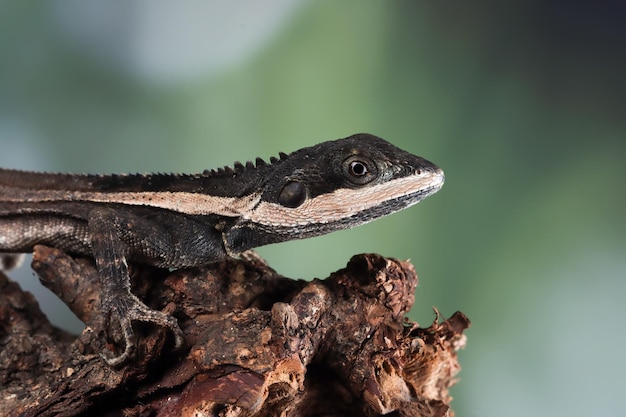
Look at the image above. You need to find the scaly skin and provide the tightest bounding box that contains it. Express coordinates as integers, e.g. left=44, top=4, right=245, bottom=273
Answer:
left=0, top=133, right=444, bottom=366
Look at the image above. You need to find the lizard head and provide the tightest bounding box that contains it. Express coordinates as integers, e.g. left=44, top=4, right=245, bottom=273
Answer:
left=231, top=133, right=444, bottom=248
left=271, top=133, right=443, bottom=208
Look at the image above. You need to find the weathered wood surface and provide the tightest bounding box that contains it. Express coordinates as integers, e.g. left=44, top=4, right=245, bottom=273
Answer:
left=0, top=246, right=468, bottom=416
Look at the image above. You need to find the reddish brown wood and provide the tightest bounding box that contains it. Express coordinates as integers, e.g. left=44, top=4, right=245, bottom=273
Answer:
left=0, top=246, right=469, bottom=416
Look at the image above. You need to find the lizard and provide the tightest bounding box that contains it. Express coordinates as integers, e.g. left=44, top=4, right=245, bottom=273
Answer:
left=0, top=133, right=444, bottom=366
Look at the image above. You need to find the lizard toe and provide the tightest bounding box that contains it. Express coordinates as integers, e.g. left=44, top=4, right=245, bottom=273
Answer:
left=100, top=321, right=137, bottom=367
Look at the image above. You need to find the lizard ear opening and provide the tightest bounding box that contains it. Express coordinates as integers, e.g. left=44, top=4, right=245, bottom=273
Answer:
left=278, top=181, right=307, bottom=208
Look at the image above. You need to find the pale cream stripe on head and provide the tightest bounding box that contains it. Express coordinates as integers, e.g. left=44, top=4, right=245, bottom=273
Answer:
left=246, top=171, right=444, bottom=228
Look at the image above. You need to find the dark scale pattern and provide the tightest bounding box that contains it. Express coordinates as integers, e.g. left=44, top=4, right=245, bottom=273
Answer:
left=0, top=133, right=443, bottom=366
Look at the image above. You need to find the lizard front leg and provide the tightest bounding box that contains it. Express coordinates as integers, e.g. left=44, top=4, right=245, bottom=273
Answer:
left=88, top=207, right=184, bottom=367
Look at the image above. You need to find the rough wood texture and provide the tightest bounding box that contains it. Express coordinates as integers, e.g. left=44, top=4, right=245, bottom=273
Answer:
left=0, top=246, right=469, bottom=417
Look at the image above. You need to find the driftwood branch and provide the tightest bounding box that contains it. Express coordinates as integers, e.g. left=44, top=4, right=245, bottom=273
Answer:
left=0, top=246, right=469, bottom=416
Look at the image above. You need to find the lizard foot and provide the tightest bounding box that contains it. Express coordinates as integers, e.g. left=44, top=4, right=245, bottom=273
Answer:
left=100, top=295, right=184, bottom=367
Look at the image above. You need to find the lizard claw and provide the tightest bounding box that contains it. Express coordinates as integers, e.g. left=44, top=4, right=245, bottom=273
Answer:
left=99, top=295, right=184, bottom=367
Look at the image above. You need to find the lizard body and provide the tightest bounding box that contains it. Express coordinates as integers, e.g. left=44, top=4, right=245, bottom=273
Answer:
left=0, top=133, right=444, bottom=366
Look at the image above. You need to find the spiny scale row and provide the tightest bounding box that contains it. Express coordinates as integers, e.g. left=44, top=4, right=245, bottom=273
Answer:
left=204, top=151, right=289, bottom=175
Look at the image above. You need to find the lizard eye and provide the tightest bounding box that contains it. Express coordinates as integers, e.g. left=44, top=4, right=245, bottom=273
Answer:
left=349, top=161, right=368, bottom=176
left=278, top=181, right=307, bottom=208
left=342, top=155, right=377, bottom=185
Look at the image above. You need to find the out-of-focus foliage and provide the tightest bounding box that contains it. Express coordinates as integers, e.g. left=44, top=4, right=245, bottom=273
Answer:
left=1, top=1, right=624, bottom=415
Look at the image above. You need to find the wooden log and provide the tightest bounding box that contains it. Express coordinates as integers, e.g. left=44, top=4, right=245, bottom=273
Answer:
left=0, top=246, right=469, bottom=416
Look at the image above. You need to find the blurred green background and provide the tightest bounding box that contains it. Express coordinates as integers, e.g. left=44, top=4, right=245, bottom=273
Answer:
left=1, top=1, right=624, bottom=415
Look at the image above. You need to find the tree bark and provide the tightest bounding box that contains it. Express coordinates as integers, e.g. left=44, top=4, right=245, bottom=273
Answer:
left=0, top=246, right=469, bottom=417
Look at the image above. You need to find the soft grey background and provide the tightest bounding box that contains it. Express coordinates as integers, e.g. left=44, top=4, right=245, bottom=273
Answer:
left=1, top=2, right=624, bottom=415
